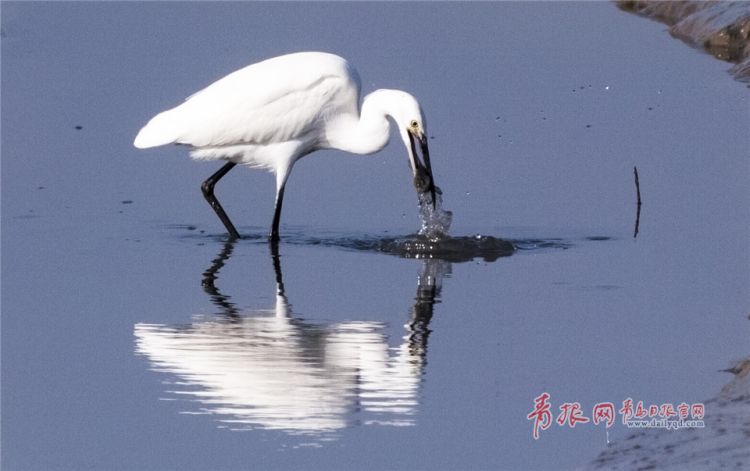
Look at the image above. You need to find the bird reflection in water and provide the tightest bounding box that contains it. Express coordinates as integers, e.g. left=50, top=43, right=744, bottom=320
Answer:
left=134, top=241, right=447, bottom=436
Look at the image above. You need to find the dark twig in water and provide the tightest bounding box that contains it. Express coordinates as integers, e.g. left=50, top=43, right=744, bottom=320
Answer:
left=633, top=165, right=642, bottom=238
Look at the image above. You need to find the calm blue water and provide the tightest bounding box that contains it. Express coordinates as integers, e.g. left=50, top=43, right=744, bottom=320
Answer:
left=2, top=2, right=748, bottom=470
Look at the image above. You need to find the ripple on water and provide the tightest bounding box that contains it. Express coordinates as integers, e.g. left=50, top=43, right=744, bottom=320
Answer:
left=380, top=235, right=514, bottom=262
left=170, top=179, right=603, bottom=262
left=283, top=233, right=514, bottom=263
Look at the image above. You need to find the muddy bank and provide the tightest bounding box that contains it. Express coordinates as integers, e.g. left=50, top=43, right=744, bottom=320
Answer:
left=585, top=356, right=750, bottom=469
left=618, top=1, right=750, bottom=83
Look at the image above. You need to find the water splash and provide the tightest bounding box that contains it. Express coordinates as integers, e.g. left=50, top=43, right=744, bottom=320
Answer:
left=417, top=185, right=453, bottom=240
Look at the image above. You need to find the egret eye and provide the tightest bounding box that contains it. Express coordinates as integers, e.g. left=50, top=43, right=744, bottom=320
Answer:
left=410, top=120, right=419, bottom=130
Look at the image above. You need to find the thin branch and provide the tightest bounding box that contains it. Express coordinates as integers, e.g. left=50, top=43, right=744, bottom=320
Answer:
left=633, top=166, right=642, bottom=238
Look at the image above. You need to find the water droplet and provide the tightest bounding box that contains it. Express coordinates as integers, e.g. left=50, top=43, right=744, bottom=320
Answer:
left=417, top=186, right=452, bottom=241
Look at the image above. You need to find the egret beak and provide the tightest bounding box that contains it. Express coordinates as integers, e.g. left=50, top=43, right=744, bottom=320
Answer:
left=408, top=131, right=437, bottom=209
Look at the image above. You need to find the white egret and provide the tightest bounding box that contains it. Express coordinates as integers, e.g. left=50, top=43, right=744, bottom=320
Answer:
left=134, top=51, right=436, bottom=241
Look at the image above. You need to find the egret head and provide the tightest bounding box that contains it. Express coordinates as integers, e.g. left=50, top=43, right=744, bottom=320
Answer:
left=387, top=91, right=436, bottom=209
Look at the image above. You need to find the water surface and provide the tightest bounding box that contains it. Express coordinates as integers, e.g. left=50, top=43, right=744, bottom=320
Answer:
left=2, top=2, right=748, bottom=470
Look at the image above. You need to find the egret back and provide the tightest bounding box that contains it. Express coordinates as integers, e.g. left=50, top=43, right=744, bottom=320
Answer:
left=133, top=52, right=361, bottom=150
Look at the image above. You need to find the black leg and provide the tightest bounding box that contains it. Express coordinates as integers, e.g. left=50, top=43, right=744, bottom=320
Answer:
left=269, top=240, right=284, bottom=295
left=269, top=184, right=286, bottom=242
left=201, top=162, right=241, bottom=239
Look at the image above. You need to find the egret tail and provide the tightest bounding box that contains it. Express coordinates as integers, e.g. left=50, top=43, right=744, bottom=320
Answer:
left=133, top=110, right=183, bottom=148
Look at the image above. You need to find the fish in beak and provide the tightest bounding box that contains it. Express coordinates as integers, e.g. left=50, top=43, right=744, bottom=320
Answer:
left=408, top=129, right=437, bottom=209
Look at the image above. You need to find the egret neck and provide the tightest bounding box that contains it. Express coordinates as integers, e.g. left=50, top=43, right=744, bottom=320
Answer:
left=324, top=89, right=406, bottom=155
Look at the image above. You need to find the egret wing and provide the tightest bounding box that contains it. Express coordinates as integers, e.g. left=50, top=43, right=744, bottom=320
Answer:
left=134, top=52, right=361, bottom=149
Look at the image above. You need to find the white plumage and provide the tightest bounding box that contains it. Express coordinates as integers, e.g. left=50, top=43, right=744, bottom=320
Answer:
left=134, top=51, right=435, bottom=241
